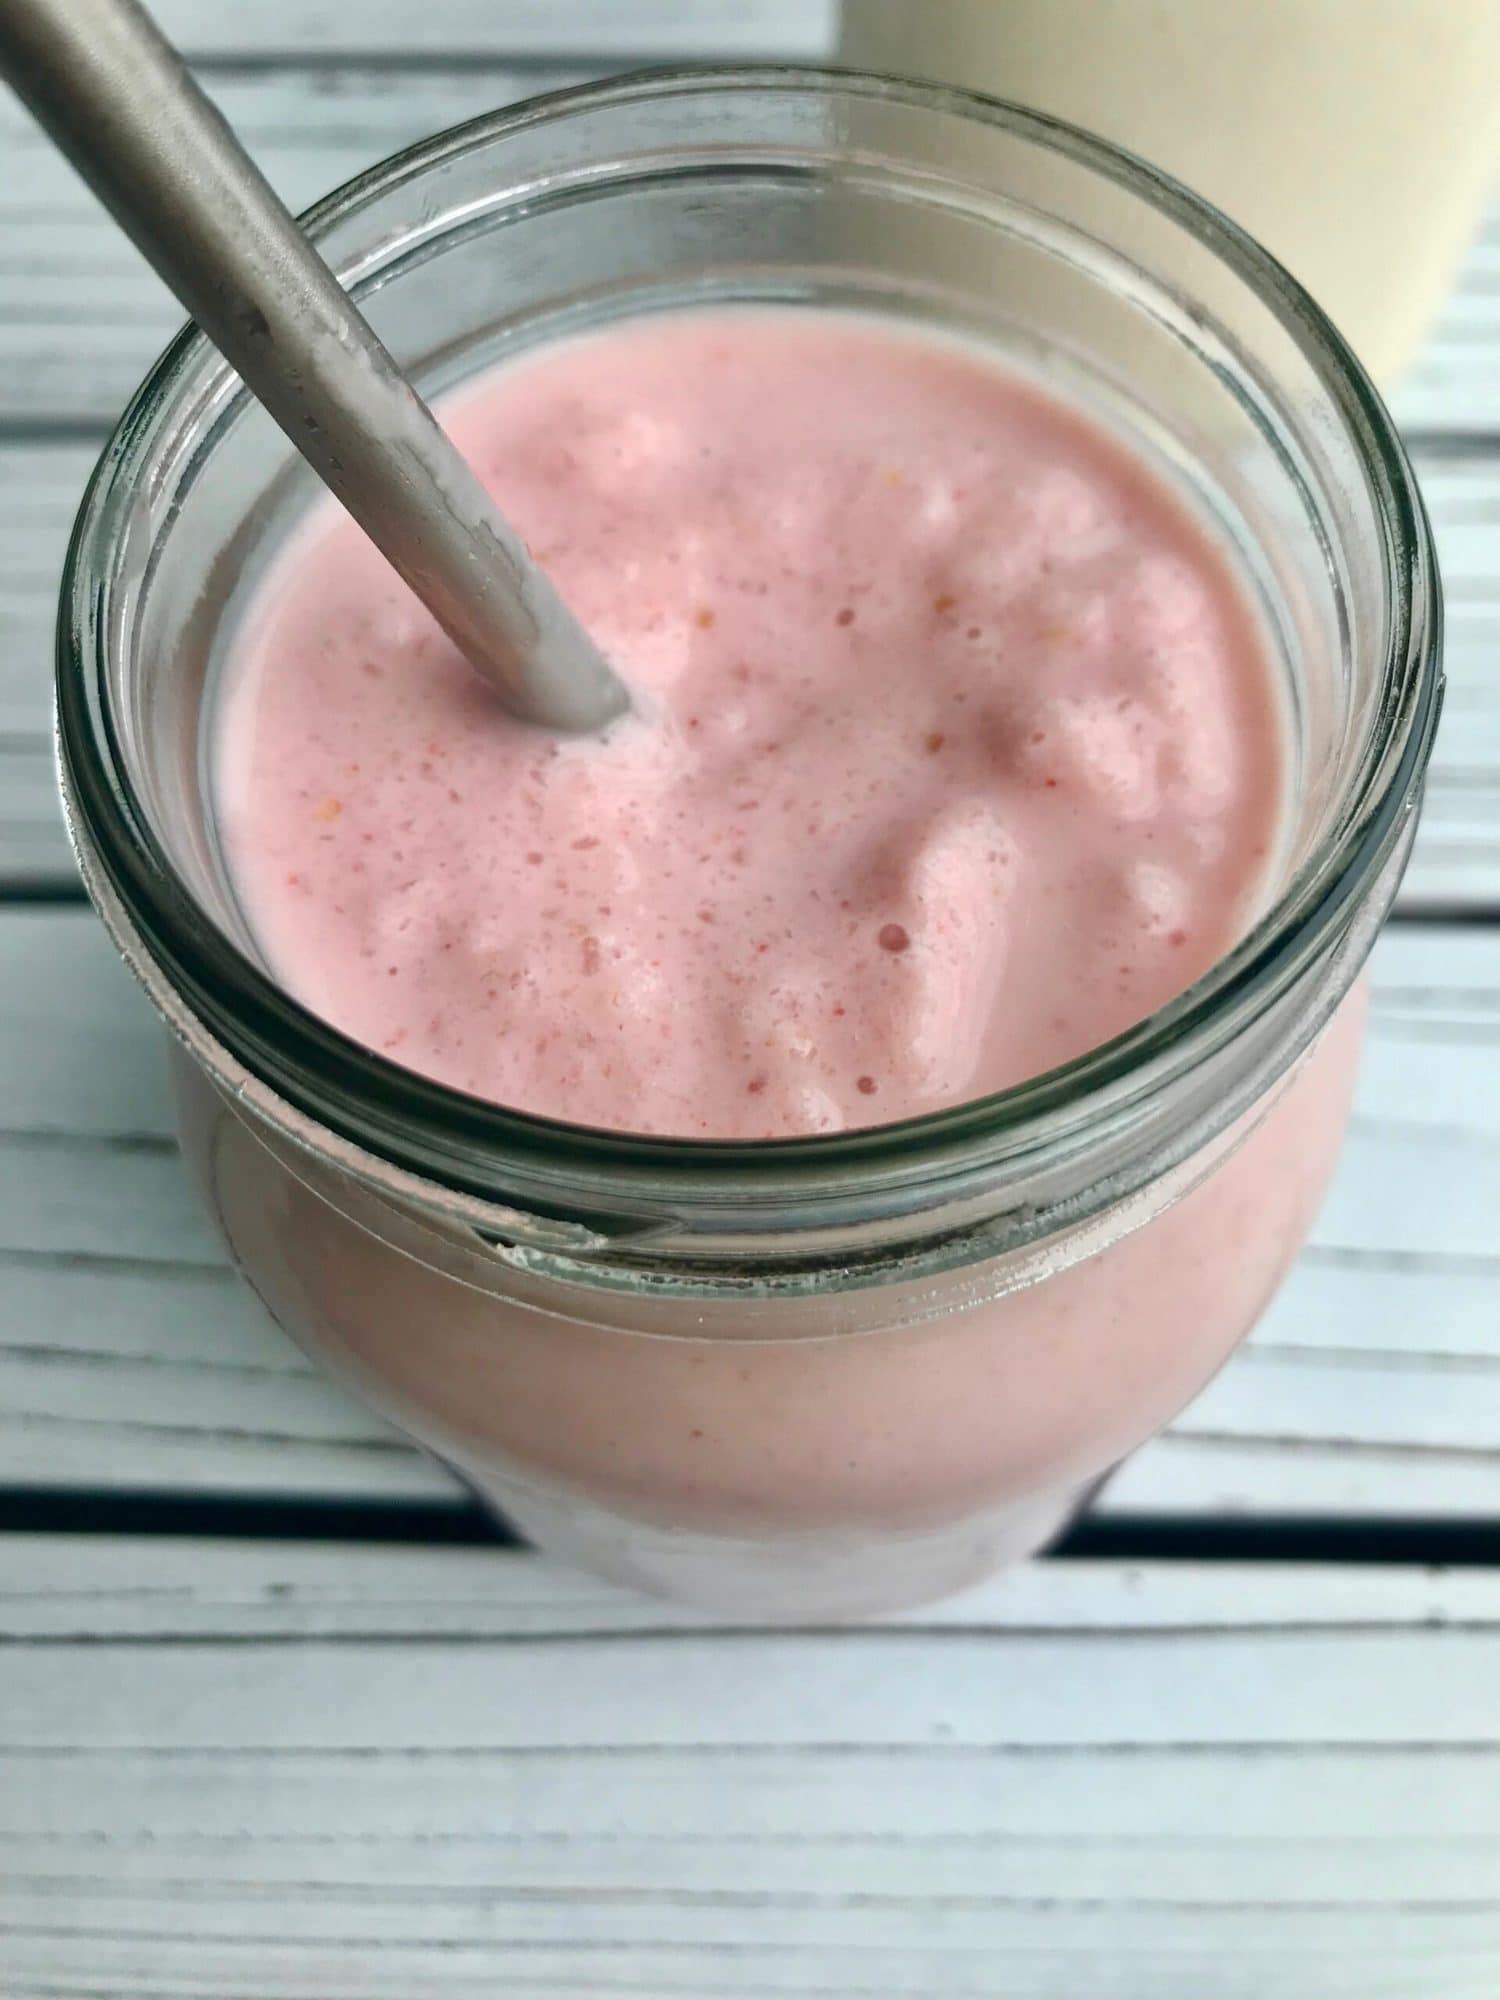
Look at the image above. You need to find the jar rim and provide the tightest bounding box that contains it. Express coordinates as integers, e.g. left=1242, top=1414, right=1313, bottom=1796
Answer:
left=55, top=63, right=1442, bottom=1225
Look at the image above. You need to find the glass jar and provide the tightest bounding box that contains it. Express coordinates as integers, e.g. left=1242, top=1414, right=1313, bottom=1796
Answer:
left=56, top=70, right=1441, bottom=1619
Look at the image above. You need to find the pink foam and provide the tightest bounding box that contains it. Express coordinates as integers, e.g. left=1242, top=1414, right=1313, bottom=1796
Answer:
left=216, top=309, right=1285, bottom=1137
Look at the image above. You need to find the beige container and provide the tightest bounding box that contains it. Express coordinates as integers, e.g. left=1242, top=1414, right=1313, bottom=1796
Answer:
left=841, top=0, right=1500, bottom=385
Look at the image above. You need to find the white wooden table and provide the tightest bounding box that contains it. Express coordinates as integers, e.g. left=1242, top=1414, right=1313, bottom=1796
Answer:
left=2, top=7, right=1498, bottom=1995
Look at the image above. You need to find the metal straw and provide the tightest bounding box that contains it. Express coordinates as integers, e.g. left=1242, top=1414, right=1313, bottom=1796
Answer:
left=0, top=0, right=631, bottom=733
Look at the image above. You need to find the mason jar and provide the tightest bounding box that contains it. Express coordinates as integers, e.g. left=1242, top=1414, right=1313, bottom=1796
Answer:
left=56, top=70, right=1441, bottom=1619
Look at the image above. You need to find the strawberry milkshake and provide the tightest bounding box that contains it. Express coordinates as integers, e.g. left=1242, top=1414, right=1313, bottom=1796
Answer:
left=59, top=75, right=1438, bottom=1618
left=216, top=309, right=1287, bottom=1136
left=181, top=306, right=1364, bottom=1613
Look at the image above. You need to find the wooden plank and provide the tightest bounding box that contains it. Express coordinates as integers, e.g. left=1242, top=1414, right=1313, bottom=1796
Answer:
left=150, top=0, right=838, bottom=60
left=0, top=1541, right=1497, bottom=1998
left=0, top=908, right=1496, bottom=1521
left=1390, top=209, right=1500, bottom=437
left=3, top=438, right=1494, bottom=897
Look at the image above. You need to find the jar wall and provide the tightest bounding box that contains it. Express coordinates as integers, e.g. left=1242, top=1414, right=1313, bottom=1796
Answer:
left=169, top=988, right=1365, bottom=1614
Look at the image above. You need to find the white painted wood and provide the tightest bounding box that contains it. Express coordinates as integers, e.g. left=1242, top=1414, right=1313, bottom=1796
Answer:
left=7, top=1535, right=1496, bottom=1635
left=5, top=438, right=1497, bottom=898
left=0, top=1541, right=1497, bottom=1999
left=1390, top=208, right=1500, bottom=436
left=149, top=0, right=839, bottom=60
left=1, top=908, right=1496, bottom=1519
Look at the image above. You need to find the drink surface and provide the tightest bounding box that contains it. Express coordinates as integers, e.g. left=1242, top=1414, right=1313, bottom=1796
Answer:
left=215, top=307, right=1285, bottom=1137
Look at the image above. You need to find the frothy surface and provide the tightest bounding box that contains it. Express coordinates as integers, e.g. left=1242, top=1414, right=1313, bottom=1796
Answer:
left=216, top=310, right=1285, bottom=1137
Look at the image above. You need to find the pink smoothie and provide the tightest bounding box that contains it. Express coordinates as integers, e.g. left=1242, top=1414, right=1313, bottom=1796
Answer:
left=216, top=309, right=1286, bottom=1136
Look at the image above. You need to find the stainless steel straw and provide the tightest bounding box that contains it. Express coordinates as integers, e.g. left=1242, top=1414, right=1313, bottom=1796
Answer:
left=0, top=0, right=631, bottom=732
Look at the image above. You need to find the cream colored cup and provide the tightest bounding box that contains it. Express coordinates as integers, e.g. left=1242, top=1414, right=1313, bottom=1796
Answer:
left=841, top=0, right=1499, bottom=385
